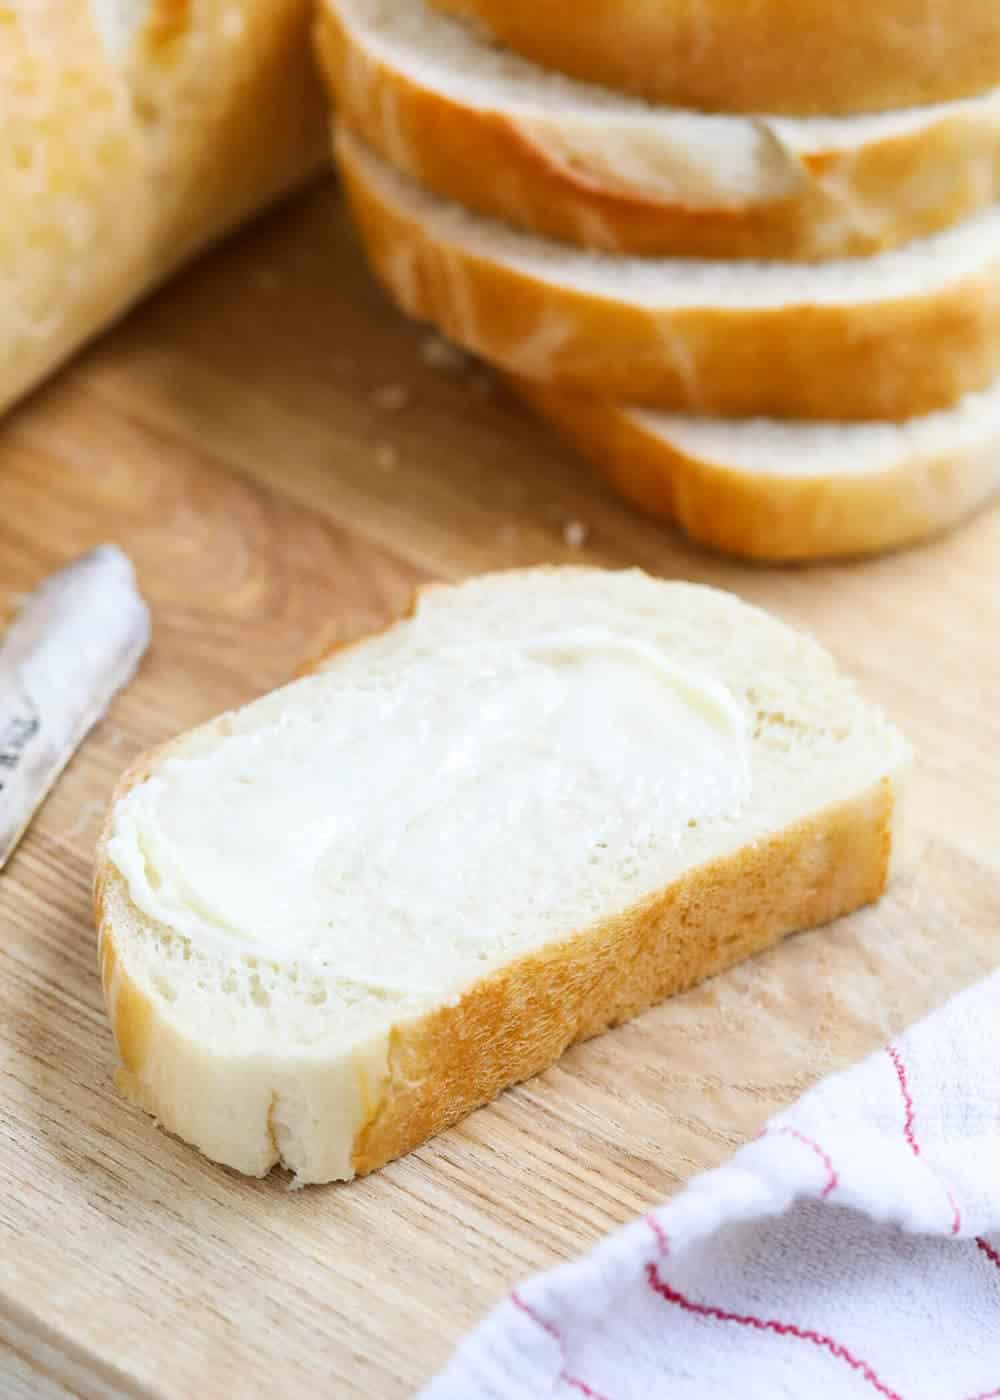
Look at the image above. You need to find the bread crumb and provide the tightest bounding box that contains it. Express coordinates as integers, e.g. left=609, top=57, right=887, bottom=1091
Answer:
left=420, top=334, right=467, bottom=374
left=371, top=383, right=410, bottom=413
left=563, top=520, right=589, bottom=549
left=375, top=443, right=398, bottom=472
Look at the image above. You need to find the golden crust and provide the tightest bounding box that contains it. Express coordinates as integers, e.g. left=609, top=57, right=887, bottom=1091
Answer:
left=426, top=0, right=1000, bottom=117
left=316, top=3, right=1000, bottom=261
left=517, top=383, right=1000, bottom=562
left=1, top=1, right=328, bottom=417
left=94, top=770, right=898, bottom=1178
left=93, top=575, right=903, bottom=1180
left=97, top=916, right=151, bottom=1095
left=352, top=778, right=896, bottom=1175
left=334, top=127, right=1000, bottom=422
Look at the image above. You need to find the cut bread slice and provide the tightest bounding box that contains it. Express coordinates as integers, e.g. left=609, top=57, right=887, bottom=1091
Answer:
left=335, top=126, right=1000, bottom=422
left=426, top=0, right=1000, bottom=118
left=2, top=1, right=327, bottom=416
left=317, top=0, right=1000, bottom=261
left=95, top=567, right=910, bottom=1184
left=518, top=379, right=1000, bottom=561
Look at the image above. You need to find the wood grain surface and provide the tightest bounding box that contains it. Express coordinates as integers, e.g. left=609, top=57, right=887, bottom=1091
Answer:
left=1, top=181, right=999, bottom=1400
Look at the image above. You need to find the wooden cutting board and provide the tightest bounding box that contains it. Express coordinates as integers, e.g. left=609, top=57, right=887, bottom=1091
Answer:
left=2, top=182, right=999, bottom=1400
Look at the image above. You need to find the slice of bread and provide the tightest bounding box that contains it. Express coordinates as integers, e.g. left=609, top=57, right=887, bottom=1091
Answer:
left=426, top=0, right=1000, bottom=118
left=335, top=126, right=1000, bottom=422
left=518, top=379, right=1000, bottom=561
left=95, top=568, right=910, bottom=1184
left=2, top=1, right=327, bottom=416
left=317, top=0, right=1000, bottom=261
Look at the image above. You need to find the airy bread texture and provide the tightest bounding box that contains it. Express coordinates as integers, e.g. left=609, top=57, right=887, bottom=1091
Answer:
left=520, top=379, right=1000, bottom=561
left=317, top=0, right=1000, bottom=261
left=426, top=0, right=1000, bottom=117
left=95, top=568, right=909, bottom=1184
left=335, top=126, right=1000, bottom=421
left=1, top=1, right=327, bottom=416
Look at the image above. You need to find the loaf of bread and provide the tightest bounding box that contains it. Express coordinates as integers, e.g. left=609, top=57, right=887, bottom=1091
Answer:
left=336, top=126, right=1000, bottom=421
left=318, top=0, right=1000, bottom=262
left=2, top=1, right=327, bottom=416
left=95, top=568, right=909, bottom=1183
left=519, top=380, right=1000, bottom=561
left=425, top=0, right=1000, bottom=117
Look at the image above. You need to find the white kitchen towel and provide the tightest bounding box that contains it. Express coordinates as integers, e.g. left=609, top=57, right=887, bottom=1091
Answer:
left=423, top=969, right=1000, bottom=1399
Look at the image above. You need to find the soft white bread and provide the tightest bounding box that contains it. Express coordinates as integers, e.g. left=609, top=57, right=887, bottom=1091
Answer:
left=426, top=0, right=1000, bottom=118
left=335, top=127, right=1000, bottom=422
left=519, top=380, right=1000, bottom=561
left=95, top=568, right=909, bottom=1184
left=317, top=0, right=1000, bottom=262
left=1, top=1, right=327, bottom=417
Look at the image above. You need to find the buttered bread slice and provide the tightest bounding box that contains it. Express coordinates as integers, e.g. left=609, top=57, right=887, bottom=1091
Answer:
left=95, top=568, right=909, bottom=1183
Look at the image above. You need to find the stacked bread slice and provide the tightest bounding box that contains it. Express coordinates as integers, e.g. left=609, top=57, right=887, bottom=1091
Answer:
left=319, top=0, right=1000, bottom=559
left=421, top=0, right=1000, bottom=115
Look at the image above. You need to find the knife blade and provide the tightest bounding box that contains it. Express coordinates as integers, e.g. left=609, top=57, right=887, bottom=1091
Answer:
left=0, top=546, right=150, bottom=869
